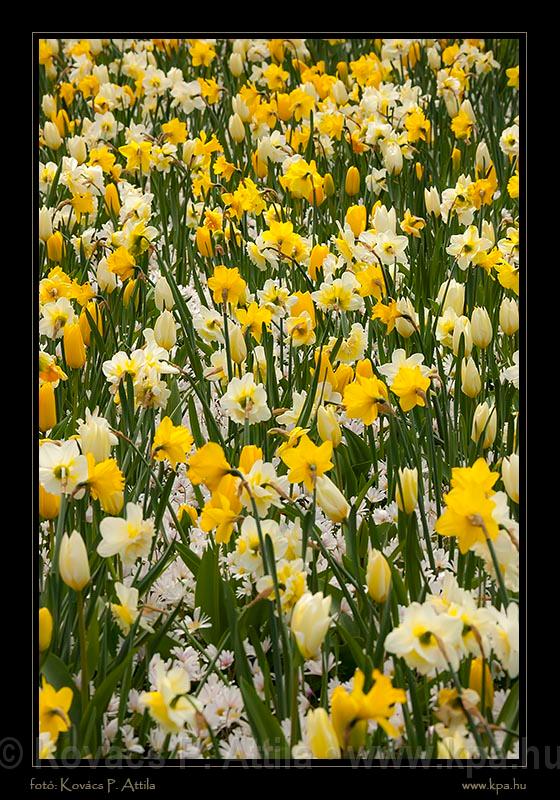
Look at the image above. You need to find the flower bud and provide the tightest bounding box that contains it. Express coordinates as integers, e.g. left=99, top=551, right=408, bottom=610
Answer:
left=306, top=708, right=341, bottom=759
left=426, top=46, right=441, bottom=70
left=123, top=279, right=139, bottom=308
left=395, top=297, right=418, bottom=339
left=415, top=162, right=424, bottom=180
left=228, top=52, right=244, bottom=77
left=437, top=279, right=464, bottom=316
left=332, top=79, right=348, bottom=105
left=104, top=183, right=121, bottom=215
left=101, top=490, right=124, bottom=515
left=481, top=220, right=495, bottom=246
left=383, top=142, right=403, bottom=175
left=470, top=307, right=493, bottom=349
left=291, top=591, right=332, bottom=659
left=79, top=301, right=103, bottom=345
left=471, top=402, right=497, bottom=448
left=195, top=226, right=213, bottom=257
left=461, top=357, right=481, bottom=398
left=228, top=113, right=245, bottom=143
left=42, top=94, right=57, bottom=119
left=451, top=146, right=461, bottom=170
left=154, top=276, right=174, bottom=311
left=499, top=298, right=519, bottom=335
left=182, top=139, right=197, bottom=167
left=452, top=316, right=472, bottom=357
left=345, top=166, right=360, bottom=196
left=345, top=204, right=366, bottom=237
left=46, top=231, right=65, bottom=262
left=336, top=61, right=348, bottom=83
left=317, top=405, right=342, bottom=448
left=424, top=187, right=441, bottom=218
left=154, top=310, right=177, bottom=350
left=315, top=475, right=349, bottom=522
left=59, top=531, right=90, bottom=591
left=469, top=657, right=493, bottom=710
left=229, top=324, right=247, bottom=364
left=97, top=258, right=117, bottom=293
left=67, top=135, right=87, bottom=164
left=44, top=120, right=62, bottom=150
left=366, top=549, right=392, bottom=603
left=39, top=607, right=53, bottom=652
left=39, top=206, right=53, bottom=242
left=309, top=244, right=329, bottom=281
left=63, top=322, right=87, bottom=369
left=324, top=173, right=335, bottom=198
left=232, top=95, right=251, bottom=122
left=475, top=142, right=492, bottom=175
left=39, top=483, right=60, bottom=519
left=501, top=453, right=519, bottom=503
left=395, top=467, right=418, bottom=514
left=39, top=382, right=57, bottom=433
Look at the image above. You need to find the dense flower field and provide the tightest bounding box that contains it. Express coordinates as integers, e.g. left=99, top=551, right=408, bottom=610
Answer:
left=38, top=37, right=520, bottom=761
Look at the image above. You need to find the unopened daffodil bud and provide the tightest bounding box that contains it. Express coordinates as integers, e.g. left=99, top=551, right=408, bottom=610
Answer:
left=123, top=279, right=139, bottom=308
left=104, top=183, right=121, bottom=215
left=228, top=113, right=245, bottom=143
left=452, top=316, right=472, bottom=357
left=67, top=135, right=87, bottom=164
left=315, top=475, right=349, bottom=523
left=424, top=187, right=441, bottom=218
left=427, top=46, right=441, bottom=70
left=395, top=467, right=418, bottom=514
left=59, top=531, right=90, bottom=592
left=154, top=276, right=174, bottom=311
left=481, top=220, right=495, bottom=246
left=475, top=141, right=492, bottom=175
left=451, top=147, right=461, bottom=170
left=195, top=226, right=213, bottom=257
left=306, top=708, right=341, bottom=759
left=366, top=548, right=392, bottom=603
left=39, top=483, right=60, bottom=519
left=324, top=172, right=335, bottom=198
left=79, top=301, right=103, bottom=345
left=309, top=244, right=329, bottom=281
left=437, top=278, right=464, bottom=316
left=39, top=207, right=53, bottom=242
left=470, top=307, right=493, bottom=349
left=39, top=607, right=53, bottom=652
left=415, top=162, right=424, bottom=180
left=332, top=79, right=348, bottom=105
left=345, top=166, right=360, bottom=196
left=42, top=93, right=57, bottom=119
left=229, top=324, right=247, bottom=364
left=154, top=310, right=177, bottom=351
left=461, top=357, right=481, bottom=398
left=469, top=657, right=493, bottom=710
left=345, top=204, right=367, bottom=237
left=501, top=453, right=519, bottom=503
left=101, top=490, right=124, bottom=515
left=499, top=298, right=519, bottom=335
left=471, top=402, right=497, bottom=448
left=39, top=382, right=57, bottom=433
left=63, top=322, right=87, bottom=369
left=317, top=405, right=342, bottom=448
left=44, top=120, right=62, bottom=150
left=46, top=231, right=65, bottom=262
left=291, top=591, right=332, bottom=660
left=336, top=61, right=348, bottom=83
left=228, top=52, right=244, bottom=77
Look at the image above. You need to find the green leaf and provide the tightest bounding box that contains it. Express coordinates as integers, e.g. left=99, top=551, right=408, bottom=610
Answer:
left=194, top=545, right=226, bottom=645
left=239, top=676, right=290, bottom=758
